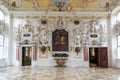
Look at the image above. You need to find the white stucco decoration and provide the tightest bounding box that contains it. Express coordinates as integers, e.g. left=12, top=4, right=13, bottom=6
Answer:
left=40, top=29, right=48, bottom=45
left=0, top=21, right=9, bottom=35
left=25, top=0, right=32, bottom=1
left=113, top=22, right=120, bottom=35
left=99, top=0, right=113, bottom=8
left=9, top=0, right=22, bottom=7
left=88, top=0, right=96, bottom=1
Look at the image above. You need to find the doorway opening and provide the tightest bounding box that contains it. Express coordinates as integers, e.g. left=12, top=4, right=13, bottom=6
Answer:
left=89, top=47, right=108, bottom=68
left=22, top=47, right=32, bottom=66
left=89, top=47, right=98, bottom=67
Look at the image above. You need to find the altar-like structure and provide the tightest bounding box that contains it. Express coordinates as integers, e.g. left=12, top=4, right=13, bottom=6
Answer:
left=52, top=18, right=69, bottom=67
left=52, top=53, right=69, bottom=67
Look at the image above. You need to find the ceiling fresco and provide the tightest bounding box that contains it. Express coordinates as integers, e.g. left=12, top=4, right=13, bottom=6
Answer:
left=2, top=0, right=116, bottom=11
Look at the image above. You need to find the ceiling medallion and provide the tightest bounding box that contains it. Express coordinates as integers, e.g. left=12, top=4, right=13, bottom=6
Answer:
left=52, top=0, right=70, bottom=11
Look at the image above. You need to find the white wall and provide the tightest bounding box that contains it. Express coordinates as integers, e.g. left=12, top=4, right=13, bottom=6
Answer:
left=111, top=6, right=120, bottom=68
left=7, top=10, right=110, bottom=67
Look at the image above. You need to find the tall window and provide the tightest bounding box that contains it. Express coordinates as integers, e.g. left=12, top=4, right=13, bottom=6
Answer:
left=117, top=36, right=120, bottom=59
left=0, top=35, right=8, bottom=58
left=0, top=10, right=8, bottom=59
left=117, top=12, right=120, bottom=21
left=0, top=10, right=4, bottom=20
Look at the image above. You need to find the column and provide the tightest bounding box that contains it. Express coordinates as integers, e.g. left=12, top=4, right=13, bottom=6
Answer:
left=107, top=13, right=112, bottom=67
left=7, top=11, right=14, bottom=66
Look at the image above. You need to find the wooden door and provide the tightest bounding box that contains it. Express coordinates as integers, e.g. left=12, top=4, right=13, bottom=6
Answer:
left=22, top=47, right=32, bottom=66
left=98, top=47, right=108, bottom=68
left=89, top=47, right=98, bottom=67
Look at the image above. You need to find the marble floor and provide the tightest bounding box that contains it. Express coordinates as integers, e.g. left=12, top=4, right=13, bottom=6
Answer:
left=0, top=66, right=120, bottom=80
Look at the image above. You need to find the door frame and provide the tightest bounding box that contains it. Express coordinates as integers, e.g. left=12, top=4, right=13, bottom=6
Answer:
left=89, top=47, right=99, bottom=67
left=20, top=45, right=33, bottom=66
left=89, top=47, right=108, bottom=68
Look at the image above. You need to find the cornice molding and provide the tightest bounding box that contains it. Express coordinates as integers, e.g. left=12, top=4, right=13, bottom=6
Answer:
left=12, top=10, right=109, bottom=19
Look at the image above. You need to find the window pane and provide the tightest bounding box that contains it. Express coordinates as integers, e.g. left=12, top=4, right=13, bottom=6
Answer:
left=117, top=12, right=120, bottom=21
left=118, top=36, right=120, bottom=46
left=4, top=37, right=8, bottom=46
left=0, top=11, right=4, bottom=20
left=118, top=47, right=120, bottom=59
left=0, top=35, right=3, bottom=45
left=0, top=47, right=3, bottom=58
left=3, top=46, right=8, bottom=58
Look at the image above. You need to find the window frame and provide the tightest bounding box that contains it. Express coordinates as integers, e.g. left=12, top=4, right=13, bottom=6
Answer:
left=117, top=35, right=120, bottom=47
left=0, top=35, right=4, bottom=46
left=0, top=10, right=8, bottom=59
left=0, top=10, right=5, bottom=21
left=0, top=35, right=5, bottom=58
left=116, top=12, right=120, bottom=21
left=117, top=35, right=120, bottom=59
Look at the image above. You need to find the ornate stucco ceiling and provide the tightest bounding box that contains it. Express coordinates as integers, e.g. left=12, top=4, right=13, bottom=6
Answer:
left=21, top=0, right=100, bottom=9
left=2, top=0, right=116, bottom=11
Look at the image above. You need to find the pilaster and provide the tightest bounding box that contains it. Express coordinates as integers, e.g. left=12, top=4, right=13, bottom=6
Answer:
left=7, top=11, right=14, bottom=66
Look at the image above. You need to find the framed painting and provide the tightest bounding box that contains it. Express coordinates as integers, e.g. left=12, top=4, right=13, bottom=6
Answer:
left=52, top=29, right=68, bottom=51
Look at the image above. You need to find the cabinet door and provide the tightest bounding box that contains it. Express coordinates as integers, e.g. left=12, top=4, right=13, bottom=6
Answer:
left=98, top=47, right=108, bottom=68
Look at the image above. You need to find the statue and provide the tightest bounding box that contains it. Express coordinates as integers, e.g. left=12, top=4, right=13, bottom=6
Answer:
left=57, top=17, right=64, bottom=29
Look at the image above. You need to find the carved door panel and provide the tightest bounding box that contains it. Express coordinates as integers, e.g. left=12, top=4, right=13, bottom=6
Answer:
left=22, top=47, right=32, bottom=66
left=98, top=47, right=108, bottom=68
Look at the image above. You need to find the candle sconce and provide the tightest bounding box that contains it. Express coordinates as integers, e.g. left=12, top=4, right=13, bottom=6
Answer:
left=75, top=47, right=81, bottom=57
left=40, top=46, right=46, bottom=55
left=39, top=45, right=51, bottom=57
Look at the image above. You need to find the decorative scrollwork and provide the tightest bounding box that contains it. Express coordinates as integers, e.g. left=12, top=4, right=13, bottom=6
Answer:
left=9, top=0, right=22, bottom=7
left=52, top=0, right=71, bottom=11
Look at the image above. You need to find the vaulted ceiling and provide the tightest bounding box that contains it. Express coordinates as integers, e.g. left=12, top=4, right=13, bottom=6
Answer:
left=19, top=0, right=100, bottom=9
left=2, top=0, right=116, bottom=11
